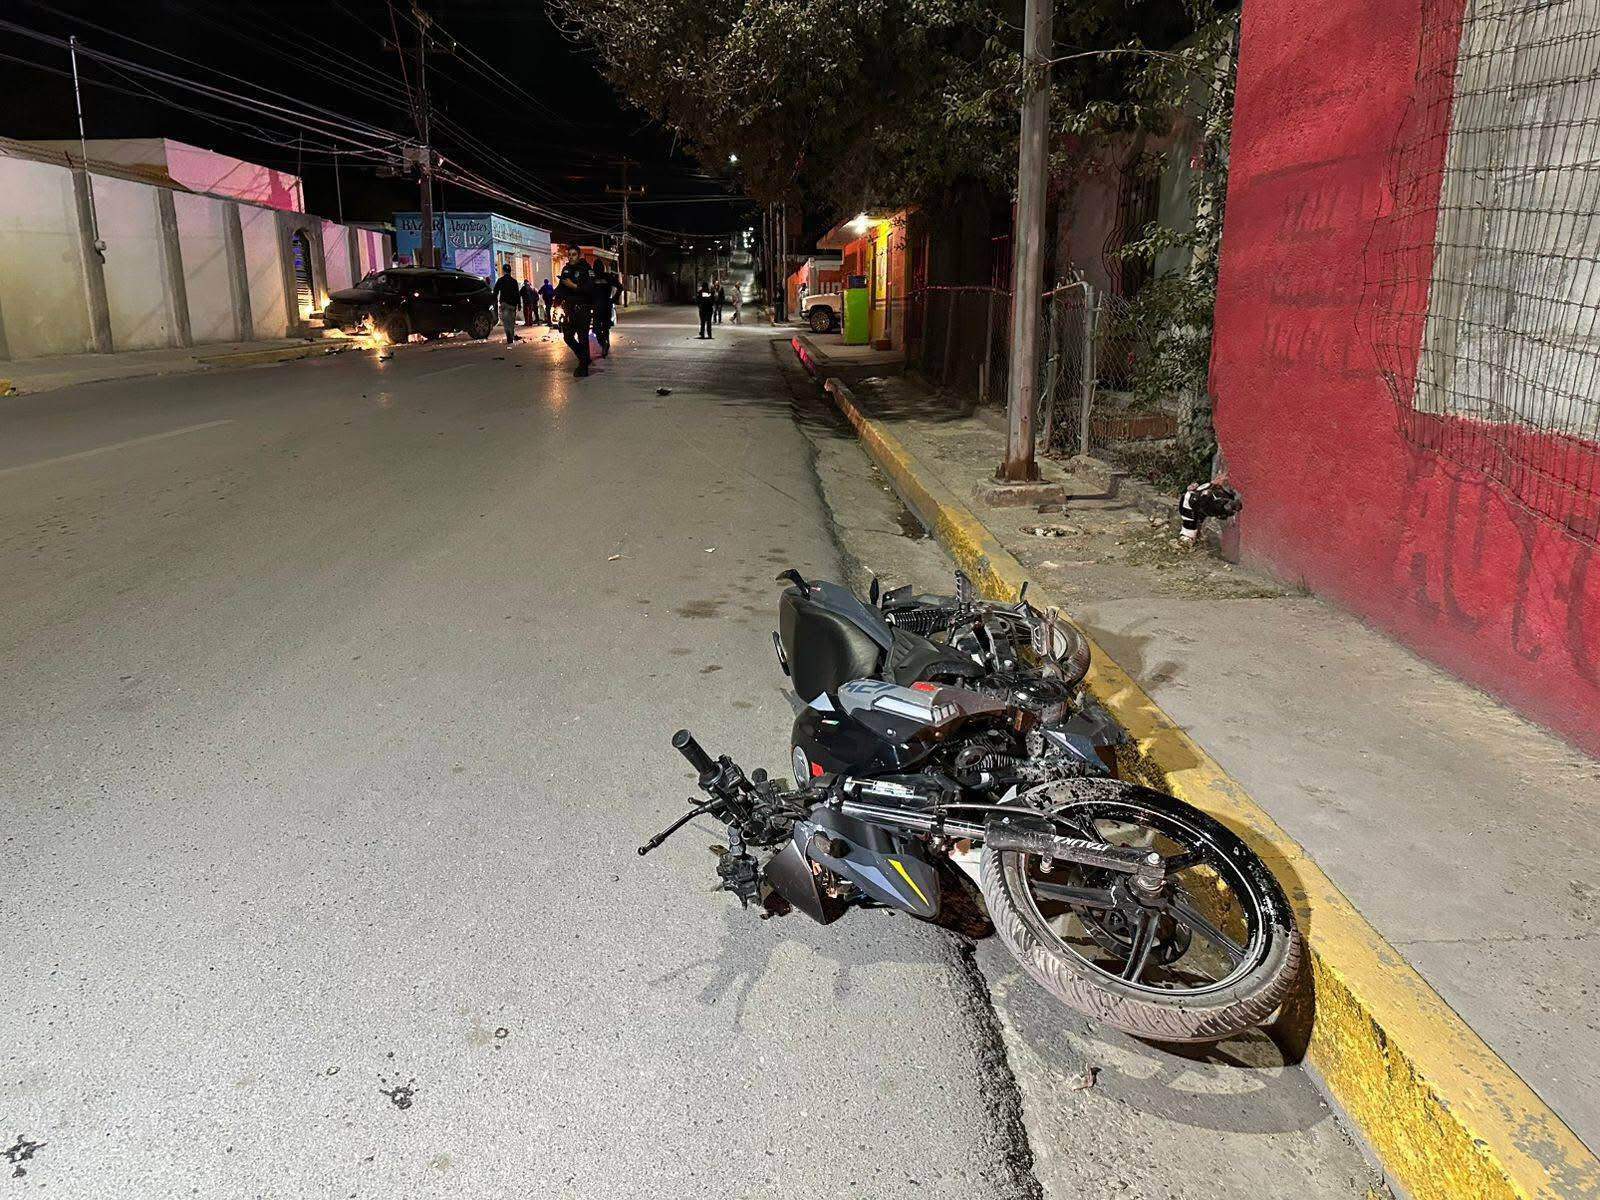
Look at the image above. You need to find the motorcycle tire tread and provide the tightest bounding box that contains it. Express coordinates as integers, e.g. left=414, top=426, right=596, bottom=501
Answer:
left=978, top=781, right=1303, bottom=1044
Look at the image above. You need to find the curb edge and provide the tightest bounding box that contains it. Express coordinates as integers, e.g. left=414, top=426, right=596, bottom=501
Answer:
left=819, top=371, right=1600, bottom=1200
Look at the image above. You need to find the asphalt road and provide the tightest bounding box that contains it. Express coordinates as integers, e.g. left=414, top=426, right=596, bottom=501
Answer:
left=0, top=309, right=1035, bottom=1198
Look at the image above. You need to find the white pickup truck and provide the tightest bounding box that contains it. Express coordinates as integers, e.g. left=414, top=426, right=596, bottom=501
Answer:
left=800, top=290, right=842, bottom=333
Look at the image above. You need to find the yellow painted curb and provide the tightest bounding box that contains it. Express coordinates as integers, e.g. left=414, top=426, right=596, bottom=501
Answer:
left=822, top=375, right=1600, bottom=1200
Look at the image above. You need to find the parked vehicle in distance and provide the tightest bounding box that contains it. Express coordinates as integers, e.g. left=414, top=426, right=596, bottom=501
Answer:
left=322, top=267, right=495, bottom=343
left=801, top=290, right=841, bottom=333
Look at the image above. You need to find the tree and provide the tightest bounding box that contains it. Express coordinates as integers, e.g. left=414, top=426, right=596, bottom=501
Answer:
left=556, top=0, right=1238, bottom=479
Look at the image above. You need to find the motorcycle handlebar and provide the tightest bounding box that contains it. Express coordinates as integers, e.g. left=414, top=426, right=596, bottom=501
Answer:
left=672, top=729, right=715, bottom=776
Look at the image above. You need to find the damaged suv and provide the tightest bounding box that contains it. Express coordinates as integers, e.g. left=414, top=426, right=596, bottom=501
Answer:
left=322, top=267, right=496, bottom=343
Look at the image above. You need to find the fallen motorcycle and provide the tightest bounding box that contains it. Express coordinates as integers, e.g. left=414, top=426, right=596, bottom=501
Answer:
left=640, top=571, right=1302, bottom=1042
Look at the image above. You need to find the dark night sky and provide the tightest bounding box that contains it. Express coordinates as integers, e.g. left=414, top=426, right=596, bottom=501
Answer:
left=1, top=0, right=754, bottom=248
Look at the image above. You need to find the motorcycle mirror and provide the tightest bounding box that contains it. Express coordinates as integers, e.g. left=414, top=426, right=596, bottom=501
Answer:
left=869, top=576, right=881, bottom=605
left=1019, top=580, right=1029, bottom=603
left=775, top=568, right=809, bottom=590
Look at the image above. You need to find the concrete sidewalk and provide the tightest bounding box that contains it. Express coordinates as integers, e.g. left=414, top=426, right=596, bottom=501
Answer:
left=809, top=365, right=1600, bottom=1200
left=0, top=338, right=330, bottom=396
left=792, top=330, right=907, bottom=383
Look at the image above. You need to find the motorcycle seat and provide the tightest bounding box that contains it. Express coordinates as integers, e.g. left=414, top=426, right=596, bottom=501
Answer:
left=885, top=628, right=984, bottom=688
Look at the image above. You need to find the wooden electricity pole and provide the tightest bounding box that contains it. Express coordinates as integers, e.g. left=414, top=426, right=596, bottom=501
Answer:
left=606, top=159, right=645, bottom=309
left=999, top=0, right=1054, bottom=481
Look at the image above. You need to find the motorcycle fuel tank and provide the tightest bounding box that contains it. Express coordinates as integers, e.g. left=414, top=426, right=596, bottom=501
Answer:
left=789, top=679, right=1007, bottom=780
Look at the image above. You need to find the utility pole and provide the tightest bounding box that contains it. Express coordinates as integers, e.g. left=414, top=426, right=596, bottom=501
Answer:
left=777, top=202, right=789, bottom=324
left=68, top=35, right=103, bottom=258
left=999, top=0, right=1053, bottom=481
left=605, top=159, right=645, bottom=309
left=771, top=205, right=778, bottom=318
left=413, top=4, right=436, bottom=268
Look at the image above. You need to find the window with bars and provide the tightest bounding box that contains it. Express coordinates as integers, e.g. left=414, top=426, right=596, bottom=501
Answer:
left=1370, top=0, right=1600, bottom=542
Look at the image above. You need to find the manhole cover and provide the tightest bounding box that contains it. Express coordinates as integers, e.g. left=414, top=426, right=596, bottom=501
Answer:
left=1022, top=524, right=1076, bottom=538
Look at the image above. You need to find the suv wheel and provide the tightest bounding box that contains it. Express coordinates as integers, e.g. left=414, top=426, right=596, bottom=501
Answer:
left=808, top=307, right=834, bottom=334
left=382, top=313, right=411, bottom=345
left=469, top=310, right=494, bottom=340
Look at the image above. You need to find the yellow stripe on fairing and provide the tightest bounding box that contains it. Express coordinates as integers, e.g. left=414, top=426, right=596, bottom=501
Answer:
left=889, top=858, right=931, bottom=907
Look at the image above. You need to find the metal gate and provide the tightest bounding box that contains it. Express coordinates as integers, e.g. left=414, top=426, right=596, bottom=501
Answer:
left=290, top=229, right=316, bottom=319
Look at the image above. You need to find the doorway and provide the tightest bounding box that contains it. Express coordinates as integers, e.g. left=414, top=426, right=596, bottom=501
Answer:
left=290, top=229, right=317, bottom=319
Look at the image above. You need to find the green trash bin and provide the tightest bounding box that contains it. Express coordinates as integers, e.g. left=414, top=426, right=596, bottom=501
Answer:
left=843, top=284, right=870, bottom=346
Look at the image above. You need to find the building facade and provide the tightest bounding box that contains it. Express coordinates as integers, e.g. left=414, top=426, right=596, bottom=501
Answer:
left=394, top=212, right=552, bottom=285
left=1208, top=0, right=1600, bottom=754
left=817, top=210, right=913, bottom=351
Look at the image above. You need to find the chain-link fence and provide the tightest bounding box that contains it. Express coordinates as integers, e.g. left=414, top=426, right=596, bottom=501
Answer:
left=1038, top=287, right=1179, bottom=463
left=1369, top=0, right=1600, bottom=543
left=908, top=280, right=1180, bottom=473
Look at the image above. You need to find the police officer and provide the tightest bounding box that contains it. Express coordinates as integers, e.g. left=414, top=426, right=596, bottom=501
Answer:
left=591, top=265, right=621, bottom=358
left=695, top=280, right=715, bottom=339
left=554, top=260, right=595, bottom=376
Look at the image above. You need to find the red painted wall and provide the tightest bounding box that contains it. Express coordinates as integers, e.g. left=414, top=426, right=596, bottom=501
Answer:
left=1210, top=0, right=1600, bottom=754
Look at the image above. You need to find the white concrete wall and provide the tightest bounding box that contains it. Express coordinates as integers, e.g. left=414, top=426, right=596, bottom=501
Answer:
left=0, top=155, right=92, bottom=358
left=95, top=175, right=171, bottom=351
left=320, top=219, right=352, bottom=296
left=173, top=191, right=235, bottom=344
left=239, top=202, right=288, bottom=340
left=0, top=147, right=380, bottom=358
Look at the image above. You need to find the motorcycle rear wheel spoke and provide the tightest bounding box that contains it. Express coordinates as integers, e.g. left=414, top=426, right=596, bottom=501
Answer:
left=1030, top=881, right=1116, bottom=909
left=1121, top=911, right=1160, bottom=982
left=1167, top=895, right=1247, bottom=968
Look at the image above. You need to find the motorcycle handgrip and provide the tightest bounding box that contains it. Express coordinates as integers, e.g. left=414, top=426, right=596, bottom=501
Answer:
left=672, top=729, right=715, bottom=776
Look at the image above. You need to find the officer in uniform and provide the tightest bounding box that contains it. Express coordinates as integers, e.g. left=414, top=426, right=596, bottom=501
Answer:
left=591, top=265, right=621, bottom=358
left=554, top=260, right=595, bottom=377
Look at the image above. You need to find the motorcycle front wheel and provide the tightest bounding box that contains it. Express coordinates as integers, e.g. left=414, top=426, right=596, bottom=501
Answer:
left=980, top=779, right=1302, bottom=1043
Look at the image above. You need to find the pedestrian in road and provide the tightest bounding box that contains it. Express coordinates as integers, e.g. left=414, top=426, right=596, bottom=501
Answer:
left=538, top=277, right=555, bottom=325
left=713, top=280, right=726, bottom=325
left=494, top=263, right=521, bottom=345
left=695, top=280, right=715, bottom=339
left=555, top=260, right=595, bottom=376
left=729, top=282, right=743, bottom=325
left=520, top=277, right=538, bottom=329
left=591, top=265, right=621, bottom=359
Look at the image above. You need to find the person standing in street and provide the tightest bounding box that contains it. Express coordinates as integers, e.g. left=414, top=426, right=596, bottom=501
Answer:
left=538, top=277, right=555, bottom=325
left=590, top=265, right=621, bottom=359
left=555, top=260, right=595, bottom=376
left=713, top=280, right=726, bottom=325
left=695, top=281, right=715, bottom=339
left=519, top=277, right=537, bottom=329
left=494, top=263, right=521, bottom=345
left=729, top=282, right=743, bottom=325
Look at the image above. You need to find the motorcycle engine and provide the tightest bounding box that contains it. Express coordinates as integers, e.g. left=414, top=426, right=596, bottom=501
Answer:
left=969, top=671, right=1078, bottom=726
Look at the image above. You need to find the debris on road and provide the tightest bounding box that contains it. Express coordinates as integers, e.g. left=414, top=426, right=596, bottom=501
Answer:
left=703, top=546, right=716, bottom=553
left=656, top=387, right=672, bottom=395
left=607, top=554, right=624, bottom=561
left=3, top=1135, right=46, bottom=1179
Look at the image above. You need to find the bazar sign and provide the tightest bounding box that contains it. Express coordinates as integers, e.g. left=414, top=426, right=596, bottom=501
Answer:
left=396, top=214, right=492, bottom=246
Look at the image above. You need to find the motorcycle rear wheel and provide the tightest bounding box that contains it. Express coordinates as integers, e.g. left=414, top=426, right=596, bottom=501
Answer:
left=980, top=779, right=1301, bottom=1043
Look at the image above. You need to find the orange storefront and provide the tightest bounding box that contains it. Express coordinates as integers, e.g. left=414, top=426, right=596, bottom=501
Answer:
left=816, top=209, right=913, bottom=350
